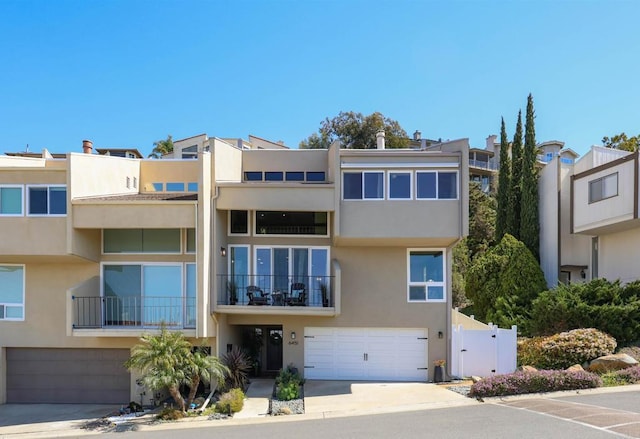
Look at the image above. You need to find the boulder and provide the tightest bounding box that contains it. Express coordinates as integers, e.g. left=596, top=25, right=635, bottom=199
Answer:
left=588, top=353, right=638, bottom=373
left=566, top=364, right=584, bottom=372
left=470, top=376, right=483, bottom=383
left=517, top=365, right=538, bottom=373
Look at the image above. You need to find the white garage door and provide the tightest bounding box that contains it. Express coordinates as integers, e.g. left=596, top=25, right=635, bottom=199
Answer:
left=304, top=327, right=428, bottom=381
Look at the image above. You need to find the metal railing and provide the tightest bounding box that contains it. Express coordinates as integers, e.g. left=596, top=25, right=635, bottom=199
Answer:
left=217, top=274, right=334, bottom=307
left=72, top=295, right=196, bottom=329
left=469, top=159, right=497, bottom=170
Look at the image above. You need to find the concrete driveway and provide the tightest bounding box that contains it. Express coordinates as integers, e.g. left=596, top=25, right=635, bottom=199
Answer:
left=303, top=380, right=476, bottom=417
left=0, top=403, right=118, bottom=437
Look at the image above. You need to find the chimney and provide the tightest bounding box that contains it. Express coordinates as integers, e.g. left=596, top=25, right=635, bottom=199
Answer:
left=82, top=139, right=93, bottom=154
left=376, top=130, right=386, bottom=150
left=486, top=135, right=497, bottom=150
left=413, top=130, right=422, bottom=141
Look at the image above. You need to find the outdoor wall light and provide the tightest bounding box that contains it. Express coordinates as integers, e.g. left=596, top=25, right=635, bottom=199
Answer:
left=220, top=247, right=227, bottom=257
left=438, top=331, right=444, bottom=339
left=580, top=269, right=586, bottom=279
left=291, top=331, right=296, bottom=340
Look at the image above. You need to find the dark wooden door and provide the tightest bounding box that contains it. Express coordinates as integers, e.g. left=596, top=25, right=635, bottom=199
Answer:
left=266, top=328, right=283, bottom=371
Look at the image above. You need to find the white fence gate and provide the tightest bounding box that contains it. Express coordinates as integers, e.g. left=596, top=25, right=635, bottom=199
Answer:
left=451, top=324, right=517, bottom=378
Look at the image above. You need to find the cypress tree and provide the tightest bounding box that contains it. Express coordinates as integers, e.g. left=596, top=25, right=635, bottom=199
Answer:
left=506, top=110, right=523, bottom=239
left=495, top=118, right=511, bottom=241
left=520, top=93, right=540, bottom=260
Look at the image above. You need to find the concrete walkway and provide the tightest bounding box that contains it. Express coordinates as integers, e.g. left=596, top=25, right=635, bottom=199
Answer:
left=234, top=378, right=274, bottom=418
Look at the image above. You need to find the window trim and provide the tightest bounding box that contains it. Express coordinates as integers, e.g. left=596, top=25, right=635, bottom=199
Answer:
left=342, top=170, right=386, bottom=201
left=0, top=264, right=25, bottom=321
left=228, top=210, right=250, bottom=236
left=253, top=211, right=330, bottom=238
left=252, top=245, right=330, bottom=292
left=26, top=184, right=67, bottom=216
left=415, top=170, right=459, bottom=200
left=228, top=244, right=251, bottom=281
left=0, top=185, right=24, bottom=216
left=387, top=170, right=413, bottom=200
left=185, top=228, right=196, bottom=254
left=588, top=172, right=618, bottom=204
left=406, top=248, right=446, bottom=303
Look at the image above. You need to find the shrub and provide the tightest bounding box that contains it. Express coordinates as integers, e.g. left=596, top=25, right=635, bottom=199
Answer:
left=221, top=347, right=251, bottom=391
left=469, top=370, right=602, bottom=398
left=274, top=364, right=304, bottom=401
left=529, top=279, right=640, bottom=345
left=601, top=365, right=640, bottom=387
left=518, top=328, right=616, bottom=370
left=156, top=408, right=185, bottom=421
left=276, top=381, right=299, bottom=401
left=216, top=388, right=245, bottom=414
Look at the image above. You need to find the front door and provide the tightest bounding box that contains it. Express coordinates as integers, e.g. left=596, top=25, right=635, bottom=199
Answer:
left=266, top=327, right=283, bottom=372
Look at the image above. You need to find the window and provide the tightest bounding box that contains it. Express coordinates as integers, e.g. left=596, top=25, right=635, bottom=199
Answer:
left=265, top=172, right=284, bottom=181
left=166, top=182, right=185, bottom=192
left=407, top=250, right=445, bottom=302
left=181, top=145, right=198, bottom=160
left=255, top=211, right=328, bottom=235
left=126, top=177, right=131, bottom=189
left=187, top=182, right=198, bottom=192
left=416, top=171, right=458, bottom=200
left=152, top=182, right=163, bottom=192
left=388, top=171, right=412, bottom=200
left=133, top=177, right=138, bottom=189
left=230, top=210, right=249, bottom=235
left=0, top=265, right=24, bottom=320
left=27, top=185, right=67, bottom=215
left=285, top=172, right=305, bottom=182
left=306, top=172, right=325, bottom=182
left=103, top=229, right=181, bottom=253
left=103, top=263, right=193, bottom=327
left=343, top=171, right=384, bottom=200
left=244, top=172, right=263, bottom=181
left=0, top=186, right=23, bottom=215
left=589, top=173, right=618, bottom=203
left=186, top=228, right=196, bottom=253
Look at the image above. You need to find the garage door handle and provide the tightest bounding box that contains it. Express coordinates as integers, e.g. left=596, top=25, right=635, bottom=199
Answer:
left=364, top=353, right=368, bottom=361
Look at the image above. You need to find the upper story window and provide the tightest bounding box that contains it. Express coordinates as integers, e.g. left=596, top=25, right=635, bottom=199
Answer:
left=230, top=210, right=249, bottom=235
left=0, top=265, right=24, bottom=320
left=256, top=211, right=328, bottom=236
left=0, top=186, right=23, bottom=216
left=286, top=172, right=304, bottom=182
left=244, top=171, right=326, bottom=183
left=342, top=170, right=458, bottom=201
left=186, top=228, right=196, bottom=253
left=103, top=229, right=182, bottom=253
left=245, top=172, right=263, bottom=181
left=166, top=182, right=185, bottom=192
left=182, top=145, right=198, bottom=159
left=265, top=172, right=284, bottom=182
left=589, top=172, right=618, bottom=203
left=306, top=172, right=325, bottom=182
left=407, top=250, right=445, bottom=302
left=27, top=185, right=67, bottom=216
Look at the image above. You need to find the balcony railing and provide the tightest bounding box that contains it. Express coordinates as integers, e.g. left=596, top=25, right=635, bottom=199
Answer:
left=72, top=295, right=196, bottom=329
left=217, top=274, right=334, bottom=307
left=469, top=158, right=497, bottom=170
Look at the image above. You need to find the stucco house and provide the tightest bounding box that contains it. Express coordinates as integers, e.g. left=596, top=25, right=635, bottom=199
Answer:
left=0, top=134, right=469, bottom=404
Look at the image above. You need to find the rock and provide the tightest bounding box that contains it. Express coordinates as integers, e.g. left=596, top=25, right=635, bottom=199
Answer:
left=470, top=376, right=483, bottom=383
left=589, top=353, right=638, bottom=373
left=566, top=364, right=584, bottom=372
left=517, top=365, right=538, bottom=373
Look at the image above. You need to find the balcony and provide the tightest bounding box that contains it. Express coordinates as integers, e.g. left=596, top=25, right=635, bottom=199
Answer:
left=215, top=274, right=337, bottom=316
left=468, top=158, right=496, bottom=170
left=71, top=295, right=196, bottom=334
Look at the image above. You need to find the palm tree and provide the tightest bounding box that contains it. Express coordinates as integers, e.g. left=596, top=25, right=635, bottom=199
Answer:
left=184, top=346, right=229, bottom=409
left=148, top=135, right=174, bottom=159
left=124, top=327, right=193, bottom=412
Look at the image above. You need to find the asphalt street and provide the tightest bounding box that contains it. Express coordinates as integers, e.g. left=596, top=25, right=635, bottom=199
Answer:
left=101, top=390, right=640, bottom=439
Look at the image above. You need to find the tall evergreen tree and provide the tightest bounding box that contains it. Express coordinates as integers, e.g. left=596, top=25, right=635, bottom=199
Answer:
left=520, top=93, right=540, bottom=260
left=506, top=110, right=523, bottom=239
left=495, top=118, right=511, bottom=241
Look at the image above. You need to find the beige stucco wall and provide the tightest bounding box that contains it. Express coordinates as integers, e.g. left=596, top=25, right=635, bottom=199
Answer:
left=599, top=228, right=640, bottom=283
left=539, top=158, right=559, bottom=287
left=212, top=139, right=242, bottom=183
left=242, top=149, right=328, bottom=173
left=573, top=159, right=635, bottom=233
left=1, top=217, right=67, bottom=256
left=217, top=185, right=335, bottom=212
left=560, top=164, right=591, bottom=280
left=72, top=203, right=196, bottom=229
left=68, top=154, right=140, bottom=199
left=140, top=160, right=199, bottom=192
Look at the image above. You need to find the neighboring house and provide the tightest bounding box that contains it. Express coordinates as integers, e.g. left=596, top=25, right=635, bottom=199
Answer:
left=164, top=133, right=289, bottom=160
left=539, top=145, right=632, bottom=287
left=0, top=135, right=469, bottom=404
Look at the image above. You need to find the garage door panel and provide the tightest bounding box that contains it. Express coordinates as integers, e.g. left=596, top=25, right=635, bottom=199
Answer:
left=6, top=348, right=130, bottom=404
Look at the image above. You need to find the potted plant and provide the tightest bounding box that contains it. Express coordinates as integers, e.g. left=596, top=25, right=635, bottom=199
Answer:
left=227, top=280, right=238, bottom=305
left=433, top=359, right=445, bottom=383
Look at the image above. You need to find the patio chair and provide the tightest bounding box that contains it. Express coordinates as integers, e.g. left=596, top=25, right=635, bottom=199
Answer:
left=286, top=283, right=307, bottom=306
left=246, top=286, right=270, bottom=305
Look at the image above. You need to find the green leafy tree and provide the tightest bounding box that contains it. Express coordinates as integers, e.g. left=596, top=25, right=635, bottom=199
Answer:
left=495, top=118, right=511, bottom=241
left=602, top=132, right=640, bottom=152
left=520, top=94, right=540, bottom=260
left=465, top=234, right=547, bottom=331
left=184, top=347, right=229, bottom=409
left=452, top=238, right=470, bottom=308
left=299, top=111, right=409, bottom=149
left=148, top=134, right=174, bottom=158
left=125, top=327, right=227, bottom=412
left=507, top=111, right=523, bottom=239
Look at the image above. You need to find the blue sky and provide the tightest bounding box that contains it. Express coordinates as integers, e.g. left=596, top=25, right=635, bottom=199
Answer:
left=1, top=0, right=638, bottom=157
